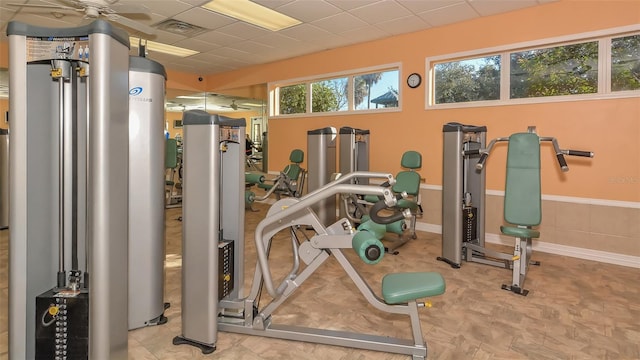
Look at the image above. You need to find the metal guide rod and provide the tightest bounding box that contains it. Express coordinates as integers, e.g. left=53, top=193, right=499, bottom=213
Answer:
left=54, top=60, right=67, bottom=289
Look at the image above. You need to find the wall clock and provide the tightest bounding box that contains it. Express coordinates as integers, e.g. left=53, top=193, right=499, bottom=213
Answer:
left=407, top=73, right=422, bottom=88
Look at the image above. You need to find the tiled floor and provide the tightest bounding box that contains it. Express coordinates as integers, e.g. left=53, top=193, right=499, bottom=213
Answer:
left=1, top=202, right=639, bottom=359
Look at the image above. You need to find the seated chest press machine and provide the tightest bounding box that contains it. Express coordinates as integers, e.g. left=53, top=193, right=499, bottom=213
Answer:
left=173, top=110, right=446, bottom=360
left=438, top=123, right=593, bottom=295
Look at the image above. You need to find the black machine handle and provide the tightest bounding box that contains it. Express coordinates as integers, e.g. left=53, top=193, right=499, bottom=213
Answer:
left=557, top=149, right=594, bottom=172
left=462, top=149, right=480, bottom=156
left=556, top=153, right=568, bottom=172
left=566, top=150, right=594, bottom=158
left=369, top=198, right=405, bottom=225
left=476, top=153, right=489, bottom=170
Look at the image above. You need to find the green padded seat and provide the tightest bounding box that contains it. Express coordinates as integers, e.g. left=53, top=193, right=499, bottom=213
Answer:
left=258, top=149, right=304, bottom=191
left=501, top=226, right=540, bottom=239
left=382, top=272, right=445, bottom=304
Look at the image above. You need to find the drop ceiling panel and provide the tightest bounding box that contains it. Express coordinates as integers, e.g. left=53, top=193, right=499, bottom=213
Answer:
left=469, top=0, right=539, bottom=16
left=349, top=1, right=413, bottom=24
left=326, top=0, right=383, bottom=12
left=419, top=2, right=479, bottom=27
left=173, top=7, right=234, bottom=31
left=213, top=22, right=271, bottom=41
left=277, top=0, right=342, bottom=23
left=280, top=23, right=334, bottom=43
left=311, top=12, right=369, bottom=34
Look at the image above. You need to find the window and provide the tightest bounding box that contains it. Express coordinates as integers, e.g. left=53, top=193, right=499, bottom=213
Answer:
left=434, top=56, right=500, bottom=104
left=279, top=84, right=306, bottom=115
left=312, top=77, right=347, bottom=112
left=427, top=26, right=640, bottom=107
left=611, top=34, right=640, bottom=92
left=354, top=69, right=399, bottom=110
left=271, top=65, right=400, bottom=116
left=510, top=41, right=598, bottom=98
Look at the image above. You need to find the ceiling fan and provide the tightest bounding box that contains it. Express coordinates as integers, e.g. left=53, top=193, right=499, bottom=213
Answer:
left=223, top=100, right=251, bottom=111
left=7, top=0, right=156, bottom=35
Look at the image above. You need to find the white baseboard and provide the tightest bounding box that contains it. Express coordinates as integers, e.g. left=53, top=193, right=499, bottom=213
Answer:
left=415, top=222, right=640, bottom=269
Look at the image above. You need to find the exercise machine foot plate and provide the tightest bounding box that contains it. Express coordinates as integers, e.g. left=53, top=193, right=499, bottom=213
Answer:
left=173, top=336, right=216, bottom=354
left=502, top=284, right=529, bottom=296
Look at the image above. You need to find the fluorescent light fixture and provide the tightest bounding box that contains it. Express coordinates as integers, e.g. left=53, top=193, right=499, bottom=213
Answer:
left=130, top=37, right=199, bottom=58
left=176, top=95, right=207, bottom=99
left=202, top=0, right=301, bottom=31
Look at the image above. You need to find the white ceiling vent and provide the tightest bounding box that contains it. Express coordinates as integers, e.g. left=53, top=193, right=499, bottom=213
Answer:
left=155, top=19, right=208, bottom=37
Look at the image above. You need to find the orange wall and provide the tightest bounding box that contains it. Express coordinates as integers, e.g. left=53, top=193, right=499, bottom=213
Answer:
left=0, top=99, right=7, bottom=130
left=204, top=0, right=640, bottom=202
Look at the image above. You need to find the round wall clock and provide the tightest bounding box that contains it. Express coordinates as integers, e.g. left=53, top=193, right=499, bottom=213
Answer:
left=407, top=73, right=422, bottom=88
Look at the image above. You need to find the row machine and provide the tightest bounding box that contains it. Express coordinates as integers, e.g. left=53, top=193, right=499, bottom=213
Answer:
left=174, top=110, right=446, bottom=360
left=8, top=21, right=167, bottom=359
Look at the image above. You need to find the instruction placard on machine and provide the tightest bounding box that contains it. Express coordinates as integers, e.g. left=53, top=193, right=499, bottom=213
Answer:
left=26, top=36, right=90, bottom=62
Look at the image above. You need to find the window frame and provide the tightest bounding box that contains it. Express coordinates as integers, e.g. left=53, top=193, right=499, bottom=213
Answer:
left=269, top=63, right=402, bottom=118
left=426, top=24, right=640, bottom=110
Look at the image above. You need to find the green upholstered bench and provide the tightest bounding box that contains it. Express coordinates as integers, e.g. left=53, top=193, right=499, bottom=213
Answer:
left=382, top=272, right=445, bottom=305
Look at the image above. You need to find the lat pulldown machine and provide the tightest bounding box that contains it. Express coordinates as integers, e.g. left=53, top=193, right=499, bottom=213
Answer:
left=8, top=20, right=130, bottom=359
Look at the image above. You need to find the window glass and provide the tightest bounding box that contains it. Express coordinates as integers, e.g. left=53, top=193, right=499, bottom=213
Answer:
left=354, top=69, right=399, bottom=110
left=279, top=84, right=307, bottom=114
left=434, top=56, right=500, bottom=104
left=611, top=34, right=640, bottom=92
left=311, top=77, right=347, bottom=112
left=510, top=41, right=598, bottom=98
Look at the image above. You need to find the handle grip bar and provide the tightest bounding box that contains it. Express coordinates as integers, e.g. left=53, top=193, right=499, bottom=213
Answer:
left=368, top=195, right=406, bottom=225
left=565, top=150, right=594, bottom=158
left=476, top=153, right=489, bottom=170
left=556, top=154, right=568, bottom=172
left=462, top=149, right=480, bottom=156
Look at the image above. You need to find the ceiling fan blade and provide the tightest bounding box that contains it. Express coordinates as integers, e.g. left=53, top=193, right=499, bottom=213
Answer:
left=105, top=13, right=155, bottom=36
left=110, top=3, right=150, bottom=15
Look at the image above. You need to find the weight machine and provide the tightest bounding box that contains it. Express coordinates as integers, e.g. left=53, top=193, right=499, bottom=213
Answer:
left=438, top=124, right=593, bottom=295
left=174, top=110, right=446, bottom=359
left=8, top=20, right=130, bottom=359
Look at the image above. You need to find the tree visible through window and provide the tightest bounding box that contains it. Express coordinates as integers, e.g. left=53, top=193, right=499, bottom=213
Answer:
left=275, top=67, right=399, bottom=115
left=510, top=41, right=598, bottom=98
left=611, top=34, right=640, bottom=92
left=434, top=56, right=500, bottom=104
left=430, top=30, right=639, bottom=106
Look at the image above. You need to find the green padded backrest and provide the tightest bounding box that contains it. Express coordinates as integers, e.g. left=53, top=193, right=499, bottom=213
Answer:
left=285, top=164, right=302, bottom=180
left=165, top=138, right=178, bottom=169
left=401, top=150, right=421, bottom=169
left=393, top=171, right=420, bottom=196
left=504, top=133, right=541, bottom=226
left=289, top=149, right=304, bottom=164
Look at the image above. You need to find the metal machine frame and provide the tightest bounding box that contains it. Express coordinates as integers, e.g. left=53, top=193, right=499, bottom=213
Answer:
left=8, top=20, right=130, bottom=359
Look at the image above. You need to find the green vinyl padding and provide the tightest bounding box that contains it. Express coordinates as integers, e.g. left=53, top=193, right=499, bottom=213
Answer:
left=165, top=138, right=178, bottom=169
left=284, top=164, right=302, bottom=181
left=289, top=149, right=304, bottom=163
left=500, top=226, right=540, bottom=239
left=245, top=172, right=265, bottom=184
left=503, top=133, right=541, bottom=227
left=400, top=150, right=422, bottom=169
left=357, top=217, right=386, bottom=240
left=382, top=272, right=446, bottom=304
left=392, top=171, right=420, bottom=197
left=385, top=218, right=406, bottom=235
left=245, top=191, right=255, bottom=205
left=352, top=230, right=385, bottom=265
